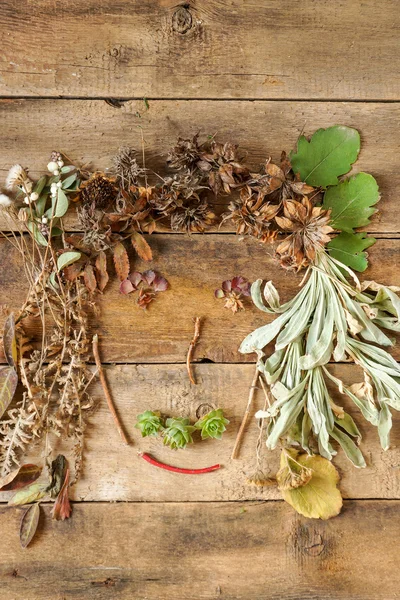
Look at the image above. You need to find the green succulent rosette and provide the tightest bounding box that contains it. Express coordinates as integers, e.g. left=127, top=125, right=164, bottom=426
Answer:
left=135, top=410, right=164, bottom=438
left=162, top=417, right=196, bottom=450
left=194, top=408, right=229, bottom=440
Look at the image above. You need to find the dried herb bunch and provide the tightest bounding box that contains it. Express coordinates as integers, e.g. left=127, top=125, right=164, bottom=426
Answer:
left=238, top=126, right=395, bottom=520
left=0, top=156, right=98, bottom=482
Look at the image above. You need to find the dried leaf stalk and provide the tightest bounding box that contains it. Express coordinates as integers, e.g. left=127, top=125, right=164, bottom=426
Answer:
left=92, top=334, right=129, bottom=445
left=186, top=317, right=202, bottom=385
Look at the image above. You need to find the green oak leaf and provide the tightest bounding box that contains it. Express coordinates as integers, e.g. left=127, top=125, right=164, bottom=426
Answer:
left=323, top=173, right=380, bottom=232
left=290, top=125, right=360, bottom=187
left=327, top=231, right=376, bottom=272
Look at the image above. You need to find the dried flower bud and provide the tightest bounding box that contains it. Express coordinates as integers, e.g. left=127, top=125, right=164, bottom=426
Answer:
left=18, top=208, right=28, bottom=222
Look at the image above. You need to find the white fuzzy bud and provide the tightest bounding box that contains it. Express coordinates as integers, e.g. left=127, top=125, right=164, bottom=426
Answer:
left=47, top=161, right=58, bottom=172
left=30, top=192, right=39, bottom=201
left=24, top=197, right=30, bottom=204
left=42, top=216, right=48, bottom=224
left=57, top=160, right=64, bottom=167
left=57, top=180, right=63, bottom=188
left=53, top=169, right=60, bottom=176
left=0, top=193, right=12, bottom=207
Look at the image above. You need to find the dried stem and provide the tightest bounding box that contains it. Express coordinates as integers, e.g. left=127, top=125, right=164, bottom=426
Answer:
left=92, top=334, right=129, bottom=445
left=186, top=317, right=202, bottom=385
left=231, top=365, right=259, bottom=460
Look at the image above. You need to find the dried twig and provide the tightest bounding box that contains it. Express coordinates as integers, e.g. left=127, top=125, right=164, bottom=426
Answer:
left=186, top=317, right=202, bottom=385
left=231, top=366, right=259, bottom=460
left=92, top=334, right=129, bottom=445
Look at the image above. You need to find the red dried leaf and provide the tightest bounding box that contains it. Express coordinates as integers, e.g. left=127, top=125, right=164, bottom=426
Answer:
left=128, top=271, right=143, bottom=288
left=222, top=280, right=232, bottom=293
left=84, top=264, right=97, bottom=293
left=231, top=276, right=251, bottom=296
left=113, top=242, right=130, bottom=281
left=153, top=274, right=169, bottom=292
left=95, top=251, right=109, bottom=292
left=120, top=279, right=135, bottom=295
left=0, top=464, right=42, bottom=491
left=131, top=231, right=153, bottom=262
left=142, top=270, right=156, bottom=285
left=51, top=468, right=72, bottom=521
left=137, top=289, right=155, bottom=309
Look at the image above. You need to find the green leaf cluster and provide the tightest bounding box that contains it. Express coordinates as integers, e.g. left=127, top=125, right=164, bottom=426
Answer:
left=291, top=125, right=379, bottom=272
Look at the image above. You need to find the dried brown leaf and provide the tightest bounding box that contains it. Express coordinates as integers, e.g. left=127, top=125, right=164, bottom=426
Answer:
left=0, top=366, right=18, bottom=419
left=84, top=264, right=97, bottom=293
left=63, top=261, right=84, bottom=282
left=0, top=464, right=42, bottom=491
left=95, top=251, right=109, bottom=292
left=47, top=455, right=67, bottom=498
left=20, top=503, right=40, bottom=548
left=8, top=482, right=47, bottom=506
left=131, top=231, right=153, bottom=262
left=113, top=242, right=130, bottom=281
left=3, top=313, right=17, bottom=368
left=51, top=468, right=72, bottom=521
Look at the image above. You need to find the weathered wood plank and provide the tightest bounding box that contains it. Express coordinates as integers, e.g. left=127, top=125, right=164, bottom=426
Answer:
left=1, top=235, right=400, bottom=363
left=0, top=363, right=398, bottom=502
left=0, top=1, right=398, bottom=100
left=0, top=99, right=398, bottom=232
left=0, top=500, right=398, bottom=600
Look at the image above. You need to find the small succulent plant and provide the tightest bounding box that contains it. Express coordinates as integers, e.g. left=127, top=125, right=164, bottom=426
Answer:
left=195, top=409, right=229, bottom=440
left=135, top=411, right=164, bottom=438
left=162, top=417, right=196, bottom=450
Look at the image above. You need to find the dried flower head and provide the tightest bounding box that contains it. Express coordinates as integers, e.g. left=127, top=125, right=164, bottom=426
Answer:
left=5, top=164, right=32, bottom=192
left=167, top=134, right=202, bottom=171
left=225, top=187, right=280, bottom=242
left=275, top=197, right=333, bottom=270
left=78, top=173, right=118, bottom=209
left=197, top=140, right=250, bottom=195
left=113, top=147, right=146, bottom=190
left=171, top=201, right=216, bottom=233
left=215, top=276, right=251, bottom=313
left=276, top=451, right=313, bottom=491
left=246, top=471, right=276, bottom=487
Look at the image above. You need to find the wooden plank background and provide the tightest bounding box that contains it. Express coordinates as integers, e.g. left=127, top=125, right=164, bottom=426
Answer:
left=0, top=1, right=399, bottom=598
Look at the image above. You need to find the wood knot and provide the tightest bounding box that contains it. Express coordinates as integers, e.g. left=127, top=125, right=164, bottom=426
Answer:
left=294, top=525, right=325, bottom=558
left=196, top=403, right=214, bottom=419
left=172, top=6, right=193, bottom=34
